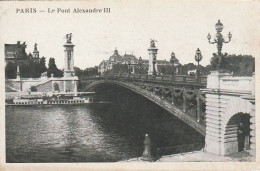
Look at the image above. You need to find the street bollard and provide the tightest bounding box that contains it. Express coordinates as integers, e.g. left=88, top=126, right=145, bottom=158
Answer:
left=141, top=134, right=154, bottom=161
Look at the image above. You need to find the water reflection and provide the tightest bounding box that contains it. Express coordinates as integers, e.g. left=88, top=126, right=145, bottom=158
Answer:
left=6, top=84, right=204, bottom=162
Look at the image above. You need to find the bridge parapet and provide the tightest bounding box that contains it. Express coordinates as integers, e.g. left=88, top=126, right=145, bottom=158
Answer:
left=82, top=73, right=207, bottom=88
left=206, top=71, right=254, bottom=94
left=220, top=77, right=252, bottom=92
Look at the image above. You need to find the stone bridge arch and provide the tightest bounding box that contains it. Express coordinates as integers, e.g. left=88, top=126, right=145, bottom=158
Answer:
left=221, top=96, right=253, bottom=133
left=219, top=95, right=253, bottom=155
left=83, top=79, right=206, bottom=136
left=225, top=112, right=250, bottom=155
left=204, top=71, right=255, bottom=156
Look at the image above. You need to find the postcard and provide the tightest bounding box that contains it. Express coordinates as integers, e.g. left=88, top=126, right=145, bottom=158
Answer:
left=0, top=0, right=259, bottom=170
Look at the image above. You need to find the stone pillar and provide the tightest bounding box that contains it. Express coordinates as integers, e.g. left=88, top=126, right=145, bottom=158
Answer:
left=64, top=34, right=75, bottom=77
left=204, top=92, right=223, bottom=155
left=148, top=42, right=158, bottom=75
left=204, top=71, right=232, bottom=155
left=206, top=71, right=231, bottom=89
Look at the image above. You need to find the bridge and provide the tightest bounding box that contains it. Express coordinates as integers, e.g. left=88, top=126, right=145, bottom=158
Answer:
left=81, top=74, right=207, bottom=136
left=80, top=71, right=255, bottom=156
left=5, top=30, right=255, bottom=157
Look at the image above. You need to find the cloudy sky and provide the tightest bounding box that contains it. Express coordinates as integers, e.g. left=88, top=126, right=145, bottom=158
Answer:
left=0, top=0, right=259, bottom=69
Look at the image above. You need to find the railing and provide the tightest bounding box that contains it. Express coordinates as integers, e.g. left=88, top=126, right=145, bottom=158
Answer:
left=5, top=92, right=43, bottom=100
left=81, top=73, right=207, bottom=87
left=111, top=80, right=206, bottom=135
left=156, top=143, right=204, bottom=157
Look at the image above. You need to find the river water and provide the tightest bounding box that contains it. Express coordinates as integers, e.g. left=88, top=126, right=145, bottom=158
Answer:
left=6, top=84, right=204, bottom=162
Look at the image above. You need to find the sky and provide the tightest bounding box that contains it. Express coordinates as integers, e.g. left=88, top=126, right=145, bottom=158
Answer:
left=0, top=0, right=259, bottom=69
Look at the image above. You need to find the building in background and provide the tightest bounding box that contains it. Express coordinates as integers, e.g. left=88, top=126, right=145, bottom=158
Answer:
left=5, top=42, right=42, bottom=79
left=98, top=48, right=140, bottom=74
left=5, top=41, right=40, bottom=64
left=5, top=33, right=78, bottom=95
left=98, top=47, right=181, bottom=75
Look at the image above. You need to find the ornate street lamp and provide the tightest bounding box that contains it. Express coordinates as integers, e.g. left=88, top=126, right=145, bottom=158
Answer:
left=207, top=20, right=232, bottom=70
left=128, top=59, right=131, bottom=76
left=138, top=56, right=143, bottom=78
left=195, top=48, right=203, bottom=80
left=170, top=52, right=178, bottom=80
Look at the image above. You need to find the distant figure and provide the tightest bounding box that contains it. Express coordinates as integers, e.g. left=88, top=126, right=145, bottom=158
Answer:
left=238, top=122, right=245, bottom=152
left=34, top=43, right=38, bottom=51
left=150, top=39, right=156, bottom=48
left=66, top=33, right=72, bottom=43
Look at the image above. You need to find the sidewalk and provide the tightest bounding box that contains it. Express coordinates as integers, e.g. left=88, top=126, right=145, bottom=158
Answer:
left=120, top=150, right=255, bottom=162
left=157, top=151, right=232, bottom=162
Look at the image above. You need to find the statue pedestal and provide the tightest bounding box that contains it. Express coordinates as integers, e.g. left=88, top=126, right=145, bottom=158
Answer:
left=206, top=70, right=231, bottom=89
left=148, top=47, right=158, bottom=76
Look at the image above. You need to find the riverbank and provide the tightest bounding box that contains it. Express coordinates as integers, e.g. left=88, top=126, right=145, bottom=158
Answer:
left=120, top=150, right=255, bottom=162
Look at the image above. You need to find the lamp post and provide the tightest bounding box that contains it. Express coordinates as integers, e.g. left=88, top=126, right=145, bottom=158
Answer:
left=170, top=52, right=178, bottom=81
left=207, top=20, right=232, bottom=70
left=128, top=59, right=131, bottom=77
left=138, top=56, right=143, bottom=78
left=195, top=48, right=203, bottom=82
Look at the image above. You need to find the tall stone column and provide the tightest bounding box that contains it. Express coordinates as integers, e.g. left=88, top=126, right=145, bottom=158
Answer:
left=62, top=33, right=79, bottom=95
left=148, top=40, right=158, bottom=75
left=64, top=33, right=75, bottom=77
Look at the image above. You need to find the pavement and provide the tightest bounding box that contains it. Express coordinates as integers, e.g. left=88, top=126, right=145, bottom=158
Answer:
left=120, top=150, right=255, bottom=162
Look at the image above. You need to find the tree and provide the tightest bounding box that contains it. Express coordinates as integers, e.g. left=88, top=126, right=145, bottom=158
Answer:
left=74, top=66, right=84, bottom=77
left=39, top=57, right=47, bottom=75
left=225, top=54, right=255, bottom=76
left=83, top=66, right=98, bottom=76
left=47, top=58, right=63, bottom=77
left=179, top=63, right=197, bottom=75
left=5, top=62, right=17, bottom=79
